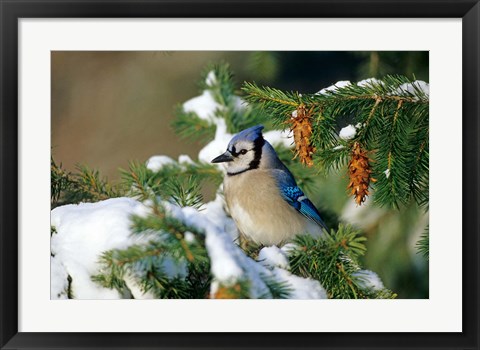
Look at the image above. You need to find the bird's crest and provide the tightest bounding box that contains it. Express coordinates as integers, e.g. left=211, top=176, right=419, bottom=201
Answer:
left=229, top=125, right=264, bottom=145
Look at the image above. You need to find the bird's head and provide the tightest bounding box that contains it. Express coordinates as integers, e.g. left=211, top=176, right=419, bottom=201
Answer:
left=211, top=125, right=267, bottom=176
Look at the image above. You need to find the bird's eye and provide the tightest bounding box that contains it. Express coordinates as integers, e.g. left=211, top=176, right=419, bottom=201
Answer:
left=239, top=149, right=248, bottom=155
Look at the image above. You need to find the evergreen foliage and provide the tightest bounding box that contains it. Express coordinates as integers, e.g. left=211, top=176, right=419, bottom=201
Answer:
left=92, top=197, right=295, bottom=299
left=52, top=63, right=428, bottom=299
left=290, top=226, right=396, bottom=299
left=92, top=200, right=212, bottom=299
left=242, top=73, right=429, bottom=260
left=171, top=107, right=215, bottom=144
left=416, top=225, right=429, bottom=260
left=242, top=76, right=429, bottom=210
left=51, top=157, right=121, bottom=208
left=172, top=62, right=272, bottom=139
left=120, top=160, right=222, bottom=203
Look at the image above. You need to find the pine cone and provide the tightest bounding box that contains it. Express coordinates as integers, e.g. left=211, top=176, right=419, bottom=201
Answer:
left=287, top=104, right=316, bottom=167
left=347, top=142, right=375, bottom=205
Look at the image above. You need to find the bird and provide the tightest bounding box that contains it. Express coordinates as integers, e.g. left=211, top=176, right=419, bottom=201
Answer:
left=211, top=125, right=328, bottom=246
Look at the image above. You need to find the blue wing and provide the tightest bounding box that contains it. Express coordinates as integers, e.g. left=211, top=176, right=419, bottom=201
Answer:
left=274, top=170, right=329, bottom=232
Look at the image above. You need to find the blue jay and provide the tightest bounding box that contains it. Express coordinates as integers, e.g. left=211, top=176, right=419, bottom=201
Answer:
left=211, top=125, right=328, bottom=246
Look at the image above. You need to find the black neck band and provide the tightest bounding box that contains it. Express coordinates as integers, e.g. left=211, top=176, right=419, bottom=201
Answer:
left=248, top=137, right=265, bottom=170
left=227, top=168, right=250, bottom=176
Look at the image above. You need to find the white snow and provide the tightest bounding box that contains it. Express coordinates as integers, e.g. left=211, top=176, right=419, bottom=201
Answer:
left=50, top=193, right=328, bottom=299
left=198, top=118, right=233, bottom=166
left=333, top=145, right=345, bottom=151
left=183, top=90, right=221, bottom=121
left=146, top=155, right=175, bottom=171
left=184, top=231, right=196, bottom=243
left=50, top=256, right=69, bottom=299
left=264, top=129, right=293, bottom=149
left=414, top=80, right=430, bottom=96
left=51, top=198, right=151, bottom=299
left=341, top=199, right=385, bottom=231
left=384, top=168, right=391, bottom=179
left=159, top=201, right=243, bottom=284
left=164, top=202, right=276, bottom=298
left=280, top=243, right=297, bottom=255
left=394, top=80, right=429, bottom=100
left=352, top=270, right=385, bottom=291
left=124, top=273, right=155, bottom=299
left=50, top=198, right=204, bottom=299
left=317, top=80, right=351, bottom=95
left=339, top=124, right=357, bottom=140
left=291, top=110, right=298, bottom=118
left=205, top=224, right=245, bottom=283
left=272, top=268, right=328, bottom=299
left=205, top=70, right=217, bottom=87
left=232, top=96, right=247, bottom=112
left=184, top=207, right=279, bottom=297
left=357, top=78, right=384, bottom=88
left=178, top=154, right=194, bottom=165
left=258, top=246, right=289, bottom=269
left=202, top=193, right=238, bottom=240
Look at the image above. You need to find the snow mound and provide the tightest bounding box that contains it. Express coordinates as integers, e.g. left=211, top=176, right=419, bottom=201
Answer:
left=316, top=80, right=351, bottom=95
left=146, top=155, right=175, bottom=171
left=198, top=118, right=233, bottom=166
left=258, top=246, right=289, bottom=269
left=395, top=80, right=429, bottom=99
left=339, top=124, right=357, bottom=140
left=51, top=195, right=328, bottom=299
left=164, top=201, right=327, bottom=299
left=51, top=198, right=152, bottom=299
left=272, top=268, right=327, bottom=299
left=352, top=270, right=385, bottom=291
left=183, top=90, right=221, bottom=122
left=357, top=78, right=385, bottom=88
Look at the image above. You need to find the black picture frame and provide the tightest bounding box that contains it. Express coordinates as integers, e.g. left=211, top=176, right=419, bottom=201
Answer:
left=1, top=1, right=478, bottom=349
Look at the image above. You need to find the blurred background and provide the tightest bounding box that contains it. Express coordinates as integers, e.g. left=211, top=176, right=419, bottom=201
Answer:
left=52, top=51, right=429, bottom=298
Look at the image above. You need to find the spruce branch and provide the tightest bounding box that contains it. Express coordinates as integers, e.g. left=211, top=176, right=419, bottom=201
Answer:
left=121, top=160, right=222, bottom=202
left=416, top=225, right=429, bottom=260
left=242, top=76, right=429, bottom=208
left=91, top=250, right=130, bottom=294
left=173, top=63, right=271, bottom=138
left=288, top=225, right=396, bottom=299
left=199, top=62, right=236, bottom=105
left=258, top=274, right=293, bottom=299
left=212, top=273, right=293, bottom=300
left=171, top=106, right=216, bottom=144
left=51, top=156, right=121, bottom=207
left=166, top=176, right=204, bottom=210
left=93, top=200, right=210, bottom=299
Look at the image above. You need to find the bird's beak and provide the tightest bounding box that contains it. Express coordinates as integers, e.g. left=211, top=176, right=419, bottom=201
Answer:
left=211, top=151, right=234, bottom=163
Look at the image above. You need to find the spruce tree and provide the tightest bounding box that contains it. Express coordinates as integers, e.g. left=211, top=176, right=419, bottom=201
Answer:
left=52, top=62, right=430, bottom=299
